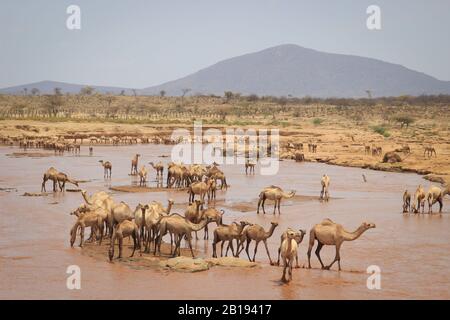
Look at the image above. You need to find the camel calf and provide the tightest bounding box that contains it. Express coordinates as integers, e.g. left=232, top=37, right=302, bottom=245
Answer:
left=320, top=174, right=330, bottom=201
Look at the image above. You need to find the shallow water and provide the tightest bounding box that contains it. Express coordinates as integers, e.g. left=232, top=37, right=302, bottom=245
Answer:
left=0, top=144, right=449, bottom=299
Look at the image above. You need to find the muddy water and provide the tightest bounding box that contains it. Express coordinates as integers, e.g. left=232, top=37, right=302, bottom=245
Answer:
left=0, top=144, right=449, bottom=299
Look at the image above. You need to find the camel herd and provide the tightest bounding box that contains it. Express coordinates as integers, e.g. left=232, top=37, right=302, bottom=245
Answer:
left=54, top=148, right=382, bottom=284
left=403, top=185, right=450, bottom=214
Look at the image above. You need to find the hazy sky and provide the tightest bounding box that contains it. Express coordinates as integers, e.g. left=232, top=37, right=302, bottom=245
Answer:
left=1, top=0, right=449, bottom=88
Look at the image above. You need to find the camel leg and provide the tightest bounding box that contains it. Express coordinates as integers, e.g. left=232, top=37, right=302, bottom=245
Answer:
left=204, top=224, right=208, bottom=240
left=278, top=200, right=281, bottom=215
left=118, top=236, right=123, bottom=259
left=315, top=242, right=325, bottom=269
left=276, top=246, right=281, bottom=266
left=187, top=237, right=195, bottom=258
left=325, top=242, right=342, bottom=271
left=228, top=240, right=235, bottom=257
left=130, top=233, right=137, bottom=257
left=257, top=198, right=261, bottom=214
left=212, top=241, right=217, bottom=258
left=295, top=252, right=300, bottom=268
left=281, top=257, right=288, bottom=283
left=220, top=241, right=225, bottom=257
left=252, top=241, right=260, bottom=262
left=245, top=239, right=252, bottom=261
left=263, top=240, right=274, bottom=265
left=438, top=197, right=443, bottom=213
left=273, top=201, right=277, bottom=215
left=79, top=226, right=85, bottom=247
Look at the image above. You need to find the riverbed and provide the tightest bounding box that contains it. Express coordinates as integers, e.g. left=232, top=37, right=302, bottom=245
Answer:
left=0, top=144, right=449, bottom=299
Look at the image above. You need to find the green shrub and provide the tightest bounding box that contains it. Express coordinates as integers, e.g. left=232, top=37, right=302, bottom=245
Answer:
left=312, top=118, right=324, bottom=125
left=371, top=125, right=390, bottom=137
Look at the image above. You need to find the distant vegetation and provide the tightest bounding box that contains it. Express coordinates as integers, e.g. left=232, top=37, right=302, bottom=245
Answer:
left=371, top=125, right=391, bottom=138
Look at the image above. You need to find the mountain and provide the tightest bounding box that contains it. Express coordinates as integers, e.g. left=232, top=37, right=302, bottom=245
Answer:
left=2, top=45, right=450, bottom=98
left=0, top=80, right=133, bottom=95
left=139, top=44, right=450, bottom=98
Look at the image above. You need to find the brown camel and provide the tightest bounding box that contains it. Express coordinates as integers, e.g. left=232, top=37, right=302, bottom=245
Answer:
left=320, top=174, right=330, bottom=201
left=257, top=186, right=295, bottom=215
left=70, top=211, right=104, bottom=248
left=188, top=178, right=213, bottom=203
left=41, top=167, right=60, bottom=192
left=242, top=222, right=279, bottom=264
left=131, top=154, right=141, bottom=175
left=149, top=161, right=164, bottom=179
left=56, top=172, right=79, bottom=191
left=426, top=185, right=449, bottom=213
left=108, top=220, right=141, bottom=261
left=276, top=228, right=306, bottom=268
left=99, top=160, right=112, bottom=178
left=199, top=207, right=224, bottom=240
left=403, top=190, right=411, bottom=213
left=212, top=221, right=252, bottom=258
left=280, top=230, right=297, bottom=283
left=156, top=213, right=211, bottom=258
left=307, top=219, right=376, bottom=271
left=184, top=200, right=204, bottom=239
left=424, top=146, right=437, bottom=158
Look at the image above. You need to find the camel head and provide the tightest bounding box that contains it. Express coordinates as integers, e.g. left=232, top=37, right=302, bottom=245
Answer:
left=194, top=199, right=203, bottom=207
left=361, top=222, right=376, bottom=231
left=239, top=220, right=253, bottom=228
left=270, top=221, right=279, bottom=227
left=286, top=230, right=296, bottom=240
left=168, top=199, right=174, bottom=206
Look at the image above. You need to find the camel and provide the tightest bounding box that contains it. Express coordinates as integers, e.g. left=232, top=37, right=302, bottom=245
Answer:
left=56, top=172, right=79, bottom=191
left=99, top=160, right=112, bottom=178
left=276, top=228, right=306, bottom=268
left=307, top=219, right=376, bottom=271
left=131, top=154, right=141, bottom=175
left=108, top=220, right=141, bottom=261
left=41, top=167, right=60, bottom=192
left=403, top=190, right=411, bottom=213
left=184, top=200, right=204, bottom=239
left=199, top=207, right=224, bottom=240
left=242, top=222, right=279, bottom=264
left=138, top=165, right=148, bottom=186
left=412, top=185, right=426, bottom=213
left=70, top=211, right=104, bottom=248
left=280, top=230, right=297, bottom=283
left=426, top=185, right=449, bottom=213
left=167, top=162, right=183, bottom=188
left=81, top=190, right=117, bottom=236
left=207, top=179, right=217, bottom=201
left=188, top=178, right=213, bottom=203
left=212, top=221, right=252, bottom=258
left=156, top=213, right=211, bottom=258
left=149, top=161, right=164, bottom=179
left=320, top=174, right=330, bottom=201
left=70, top=203, right=109, bottom=239
left=136, top=199, right=173, bottom=252
left=245, top=160, right=256, bottom=175
left=212, top=171, right=228, bottom=190
left=257, top=186, right=295, bottom=215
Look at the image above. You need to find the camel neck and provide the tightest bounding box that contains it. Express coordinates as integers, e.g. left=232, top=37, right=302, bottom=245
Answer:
left=265, top=225, right=277, bottom=238
left=342, top=225, right=367, bottom=241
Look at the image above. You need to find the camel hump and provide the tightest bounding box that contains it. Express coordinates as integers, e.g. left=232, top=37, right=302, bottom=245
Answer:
left=321, top=218, right=334, bottom=226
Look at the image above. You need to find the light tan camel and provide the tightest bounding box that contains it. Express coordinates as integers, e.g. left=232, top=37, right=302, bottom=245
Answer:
left=70, top=211, right=104, bottom=248
left=257, top=186, right=295, bottom=215
left=207, top=179, right=217, bottom=201
left=138, top=165, right=148, bottom=186
left=99, top=160, right=112, bottom=178
left=276, top=228, right=306, bottom=267
left=41, top=167, right=60, bottom=192
left=56, top=172, right=79, bottom=191
left=156, top=213, right=211, bottom=258
left=131, top=154, right=141, bottom=175
left=403, top=190, right=411, bottom=213
left=137, top=199, right=173, bottom=253
left=199, top=207, right=224, bottom=240
left=307, top=219, right=376, bottom=271
left=108, top=220, right=141, bottom=261
left=280, top=230, right=297, bottom=283
left=245, top=159, right=256, bottom=175
left=71, top=203, right=109, bottom=240
left=184, top=200, right=203, bottom=239
left=188, top=178, right=213, bottom=203
left=149, top=161, right=164, bottom=179
left=212, top=221, right=252, bottom=258
left=412, top=185, right=426, bottom=213
left=426, top=185, right=449, bottom=213
left=242, top=222, right=279, bottom=264
left=212, top=171, right=228, bottom=190
left=320, top=174, right=330, bottom=201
